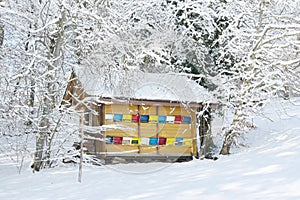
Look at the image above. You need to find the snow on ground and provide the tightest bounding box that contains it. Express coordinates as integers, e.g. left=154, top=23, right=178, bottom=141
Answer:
left=1, top=98, right=300, bottom=200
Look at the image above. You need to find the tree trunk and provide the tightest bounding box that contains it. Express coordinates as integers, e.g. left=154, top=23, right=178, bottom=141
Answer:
left=32, top=79, right=54, bottom=171
left=220, top=130, right=233, bottom=155
left=32, top=7, right=65, bottom=172
left=0, top=1, right=3, bottom=47
left=32, top=109, right=50, bottom=171
left=198, top=107, right=215, bottom=158
left=25, top=21, right=36, bottom=126
left=0, top=23, right=3, bottom=47
left=220, top=108, right=244, bottom=155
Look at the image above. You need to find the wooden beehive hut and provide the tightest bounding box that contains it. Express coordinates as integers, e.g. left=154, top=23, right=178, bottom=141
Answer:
left=62, top=69, right=215, bottom=164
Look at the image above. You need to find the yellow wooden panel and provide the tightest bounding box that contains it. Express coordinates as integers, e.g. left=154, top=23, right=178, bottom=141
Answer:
left=131, top=137, right=141, bottom=145
left=158, top=124, right=192, bottom=138
left=166, top=138, right=175, bottom=146
left=105, top=122, right=138, bottom=137
left=183, top=138, right=192, bottom=146
left=193, top=138, right=197, bottom=156
left=122, top=114, right=132, bottom=122
left=105, top=131, right=138, bottom=137
left=139, top=105, right=157, bottom=115
left=140, top=123, right=158, bottom=137
left=157, top=106, right=168, bottom=116
left=149, top=115, right=158, bottom=123
left=140, top=132, right=157, bottom=138
left=163, top=106, right=190, bottom=116
left=159, top=146, right=191, bottom=154
left=105, top=122, right=138, bottom=129
left=105, top=104, right=138, bottom=114
left=106, top=144, right=139, bottom=154
left=191, top=112, right=197, bottom=156
left=140, top=146, right=158, bottom=154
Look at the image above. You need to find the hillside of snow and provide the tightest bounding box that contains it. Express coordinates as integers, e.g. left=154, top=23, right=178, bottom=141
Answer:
left=1, top=98, right=300, bottom=200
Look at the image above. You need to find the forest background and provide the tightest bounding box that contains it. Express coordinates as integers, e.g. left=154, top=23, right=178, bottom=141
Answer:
left=0, top=0, right=299, bottom=172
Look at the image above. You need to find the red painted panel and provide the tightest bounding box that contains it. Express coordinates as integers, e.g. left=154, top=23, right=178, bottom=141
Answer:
left=158, top=137, right=167, bottom=145
left=174, top=116, right=183, bottom=124
left=131, top=114, right=140, bottom=123
left=113, top=137, right=123, bottom=144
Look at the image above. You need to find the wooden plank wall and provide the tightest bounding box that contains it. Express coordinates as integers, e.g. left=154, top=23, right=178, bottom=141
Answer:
left=103, top=103, right=197, bottom=156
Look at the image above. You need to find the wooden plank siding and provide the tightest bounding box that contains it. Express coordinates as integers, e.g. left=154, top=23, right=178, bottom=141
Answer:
left=102, top=103, right=197, bottom=157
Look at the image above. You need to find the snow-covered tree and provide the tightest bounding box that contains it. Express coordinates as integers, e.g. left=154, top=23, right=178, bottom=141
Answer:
left=218, top=0, right=300, bottom=155
left=0, top=0, right=68, bottom=171
left=0, top=0, right=106, bottom=171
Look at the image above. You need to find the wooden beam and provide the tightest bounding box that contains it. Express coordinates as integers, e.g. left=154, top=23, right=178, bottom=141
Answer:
left=97, top=97, right=207, bottom=108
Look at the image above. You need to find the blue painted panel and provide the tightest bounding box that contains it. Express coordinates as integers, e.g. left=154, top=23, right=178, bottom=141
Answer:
left=149, top=138, right=158, bottom=145
left=182, top=116, right=191, bottom=124
left=140, top=115, right=149, bottom=123
left=113, top=114, right=123, bottom=122
left=158, top=116, right=166, bottom=123
left=175, top=138, right=184, bottom=146
left=105, top=136, right=113, bottom=144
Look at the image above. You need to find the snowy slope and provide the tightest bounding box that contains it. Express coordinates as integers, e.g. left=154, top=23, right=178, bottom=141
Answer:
left=0, top=98, right=300, bottom=200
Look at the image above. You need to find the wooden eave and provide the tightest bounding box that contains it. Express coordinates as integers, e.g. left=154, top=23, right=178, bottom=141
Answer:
left=61, top=71, right=86, bottom=108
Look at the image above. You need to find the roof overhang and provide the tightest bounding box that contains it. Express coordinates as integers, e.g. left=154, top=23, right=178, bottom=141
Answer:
left=87, top=96, right=217, bottom=109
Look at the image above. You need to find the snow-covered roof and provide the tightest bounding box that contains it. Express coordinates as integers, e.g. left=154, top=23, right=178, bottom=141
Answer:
left=76, top=68, right=213, bottom=103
